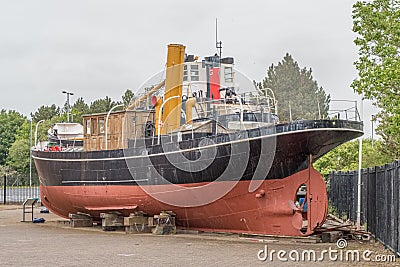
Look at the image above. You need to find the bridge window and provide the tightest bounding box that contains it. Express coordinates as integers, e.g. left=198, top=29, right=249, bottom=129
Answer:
left=183, top=65, right=188, bottom=81
left=224, top=67, right=233, bottom=82
left=86, top=119, right=91, bottom=135
left=190, top=65, right=199, bottom=81
left=99, top=118, right=105, bottom=134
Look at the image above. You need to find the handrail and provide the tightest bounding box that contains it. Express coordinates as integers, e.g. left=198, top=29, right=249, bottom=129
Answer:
left=157, top=95, right=180, bottom=144
left=34, top=120, right=45, bottom=148
left=233, top=95, right=243, bottom=123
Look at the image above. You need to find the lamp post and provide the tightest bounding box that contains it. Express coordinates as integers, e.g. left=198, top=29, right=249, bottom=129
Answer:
left=62, top=91, right=74, bottom=122
left=105, top=104, right=124, bottom=150
left=356, top=97, right=363, bottom=231
left=29, top=118, right=32, bottom=187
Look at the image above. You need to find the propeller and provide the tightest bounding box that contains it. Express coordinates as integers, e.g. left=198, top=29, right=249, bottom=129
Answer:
left=288, top=200, right=304, bottom=230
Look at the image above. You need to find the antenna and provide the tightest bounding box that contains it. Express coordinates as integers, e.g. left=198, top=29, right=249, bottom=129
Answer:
left=216, top=18, right=222, bottom=57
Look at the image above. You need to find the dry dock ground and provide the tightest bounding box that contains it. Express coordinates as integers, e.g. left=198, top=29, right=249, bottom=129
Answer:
left=0, top=205, right=397, bottom=267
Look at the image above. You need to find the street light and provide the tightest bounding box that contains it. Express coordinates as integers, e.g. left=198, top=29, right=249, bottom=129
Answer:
left=356, top=97, right=363, bottom=231
left=29, top=118, right=32, bottom=187
left=62, top=91, right=74, bottom=122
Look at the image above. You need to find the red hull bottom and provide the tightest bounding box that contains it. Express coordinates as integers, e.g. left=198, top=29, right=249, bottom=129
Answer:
left=40, top=166, right=327, bottom=236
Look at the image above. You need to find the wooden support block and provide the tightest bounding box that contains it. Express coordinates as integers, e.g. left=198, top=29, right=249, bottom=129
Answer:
left=148, top=217, right=155, bottom=226
left=152, top=225, right=176, bottom=235
left=154, top=216, right=175, bottom=226
left=125, top=225, right=152, bottom=234
left=69, top=213, right=92, bottom=220
left=71, top=219, right=93, bottom=228
left=69, top=213, right=93, bottom=228
left=100, top=213, right=124, bottom=231
left=321, top=231, right=343, bottom=243
left=124, top=216, right=148, bottom=226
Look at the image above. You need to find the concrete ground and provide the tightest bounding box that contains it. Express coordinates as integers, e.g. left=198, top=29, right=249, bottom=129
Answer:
left=0, top=205, right=396, bottom=267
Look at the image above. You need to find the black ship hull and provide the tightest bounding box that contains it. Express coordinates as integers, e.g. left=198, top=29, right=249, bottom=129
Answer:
left=34, top=120, right=362, bottom=186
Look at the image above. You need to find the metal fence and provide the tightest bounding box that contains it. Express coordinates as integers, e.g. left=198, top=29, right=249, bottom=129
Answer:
left=329, top=160, right=400, bottom=256
left=1, top=176, right=40, bottom=204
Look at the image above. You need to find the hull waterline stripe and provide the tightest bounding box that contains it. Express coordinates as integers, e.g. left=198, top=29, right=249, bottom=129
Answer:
left=32, top=127, right=362, bottom=162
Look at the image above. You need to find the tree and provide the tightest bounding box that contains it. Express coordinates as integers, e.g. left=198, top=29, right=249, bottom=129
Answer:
left=14, top=120, right=31, bottom=141
left=31, top=104, right=60, bottom=122
left=352, top=0, right=400, bottom=158
left=0, top=110, right=26, bottom=165
left=5, top=120, right=38, bottom=179
left=314, top=139, right=394, bottom=177
left=70, top=97, right=90, bottom=123
left=0, top=165, right=16, bottom=178
left=122, top=89, right=136, bottom=107
left=72, top=97, right=90, bottom=114
left=6, top=138, right=31, bottom=178
left=258, top=53, right=330, bottom=121
left=89, top=96, right=122, bottom=114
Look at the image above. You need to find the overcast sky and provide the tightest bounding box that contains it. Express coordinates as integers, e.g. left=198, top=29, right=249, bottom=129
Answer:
left=0, top=0, right=378, bottom=137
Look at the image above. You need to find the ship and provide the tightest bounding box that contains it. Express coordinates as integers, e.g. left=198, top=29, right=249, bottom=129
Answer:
left=32, top=44, right=363, bottom=236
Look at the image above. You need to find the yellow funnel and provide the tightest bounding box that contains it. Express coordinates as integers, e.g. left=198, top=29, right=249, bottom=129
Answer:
left=162, top=44, right=186, bottom=134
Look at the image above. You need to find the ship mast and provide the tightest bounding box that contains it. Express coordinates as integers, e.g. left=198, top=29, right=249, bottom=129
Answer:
left=216, top=18, right=222, bottom=58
